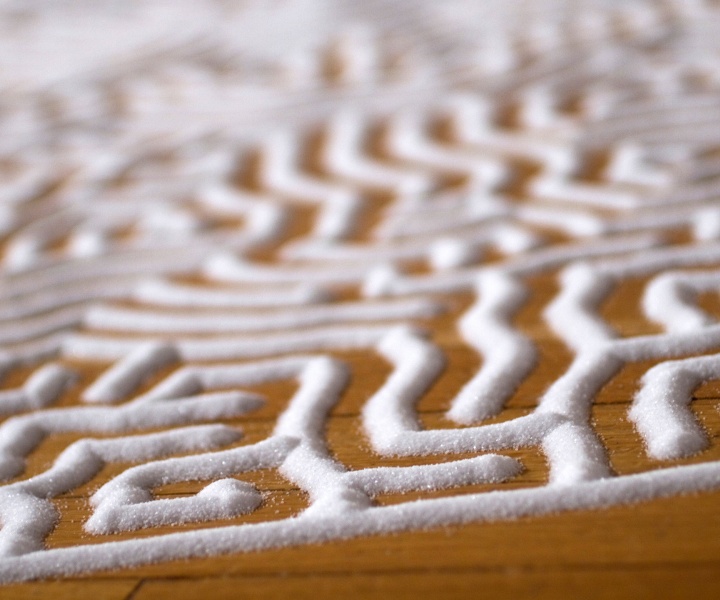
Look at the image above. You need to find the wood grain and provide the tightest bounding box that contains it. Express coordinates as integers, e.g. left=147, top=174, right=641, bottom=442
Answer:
left=3, top=268, right=720, bottom=598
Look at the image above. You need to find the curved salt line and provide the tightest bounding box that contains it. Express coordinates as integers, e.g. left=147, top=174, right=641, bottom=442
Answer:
left=0, top=425, right=243, bottom=557
left=629, top=354, right=720, bottom=460
left=0, top=391, right=263, bottom=481
left=0, top=305, right=85, bottom=346
left=86, top=437, right=298, bottom=534
left=362, top=328, right=565, bottom=456
left=447, top=271, right=536, bottom=423
left=83, top=297, right=443, bottom=334
left=643, top=269, right=720, bottom=332
left=195, top=184, right=287, bottom=244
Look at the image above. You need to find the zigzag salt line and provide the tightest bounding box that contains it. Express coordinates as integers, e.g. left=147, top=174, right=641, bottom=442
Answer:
left=0, top=392, right=262, bottom=481
left=0, top=425, right=242, bottom=557
left=86, top=349, right=522, bottom=535
left=363, top=234, right=658, bottom=297
left=642, top=269, right=720, bottom=332
left=385, top=112, right=507, bottom=191
left=83, top=297, right=443, bottom=334
left=447, top=271, right=536, bottom=424
left=261, top=132, right=361, bottom=240
left=322, top=112, right=431, bottom=196
left=195, top=184, right=287, bottom=244
left=282, top=224, right=538, bottom=267
left=629, top=354, right=720, bottom=460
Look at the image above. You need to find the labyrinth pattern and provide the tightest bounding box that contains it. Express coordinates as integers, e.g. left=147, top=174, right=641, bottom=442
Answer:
left=2, top=0, right=720, bottom=582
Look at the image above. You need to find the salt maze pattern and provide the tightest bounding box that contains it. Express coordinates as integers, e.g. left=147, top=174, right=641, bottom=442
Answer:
left=1, top=0, right=720, bottom=583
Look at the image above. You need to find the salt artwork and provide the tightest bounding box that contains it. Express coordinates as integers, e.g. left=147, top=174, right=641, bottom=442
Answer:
left=0, top=0, right=720, bottom=582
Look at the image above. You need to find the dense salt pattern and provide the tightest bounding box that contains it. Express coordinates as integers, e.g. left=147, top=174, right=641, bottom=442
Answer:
left=2, top=0, right=720, bottom=584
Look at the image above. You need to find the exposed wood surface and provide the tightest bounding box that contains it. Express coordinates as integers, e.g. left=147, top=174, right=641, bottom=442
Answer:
left=3, top=271, right=720, bottom=598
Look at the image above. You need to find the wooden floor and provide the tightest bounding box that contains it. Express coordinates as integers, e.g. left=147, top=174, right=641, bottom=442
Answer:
left=3, top=272, right=720, bottom=599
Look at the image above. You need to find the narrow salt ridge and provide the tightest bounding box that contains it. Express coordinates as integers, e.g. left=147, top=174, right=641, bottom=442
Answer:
left=0, top=390, right=263, bottom=480
left=0, top=364, right=76, bottom=415
left=629, top=354, right=720, bottom=460
left=322, top=111, right=431, bottom=196
left=446, top=271, right=536, bottom=424
left=83, top=297, right=443, bottom=334
left=362, top=233, right=659, bottom=297
left=642, top=269, right=720, bottom=332
left=62, top=324, right=409, bottom=362
left=385, top=111, right=508, bottom=192
left=204, top=253, right=383, bottom=285
left=281, top=223, right=538, bottom=267
left=131, top=279, right=330, bottom=308
left=2, top=0, right=720, bottom=583
left=362, top=328, right=564, bottom=456
left=260, top=132, right=362, bottom=240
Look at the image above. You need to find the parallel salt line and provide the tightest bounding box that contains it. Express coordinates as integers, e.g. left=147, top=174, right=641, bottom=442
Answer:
left=63, top=324, right=403, bottom=362
left=0, top=392, right=263, bottom=481
left=282, top=224, right=538, bottom=266
left=343, top=454, right=522, bottom=495
left=132, top=279, right=329, bottom=308
left=84, top=297, right=443, bottom=334
left=596, top=241, right=720, bottom=277
left=0, top=246, right=211, bottom=301
left=204, top=253, right=381, bottom=285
